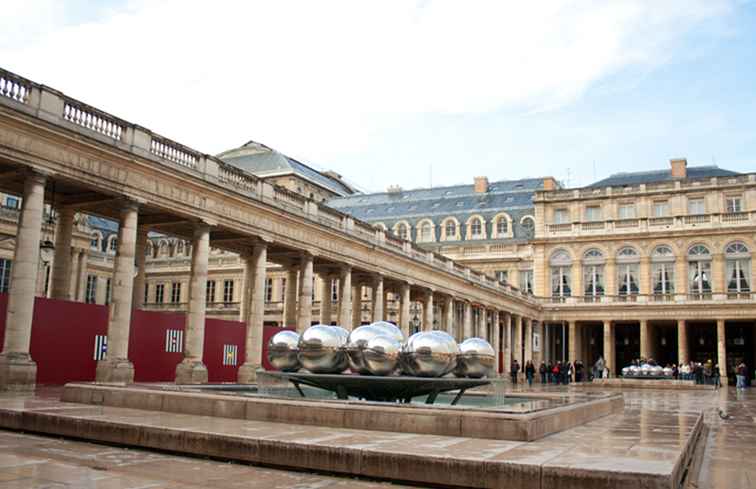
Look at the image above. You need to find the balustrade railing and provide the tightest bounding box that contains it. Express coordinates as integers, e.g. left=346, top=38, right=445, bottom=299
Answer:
left=722, top=212, right=749, bottom=224
left=547, top=223, right=572, bottom=233
left=0, top=71, right=30, bottom=104
left=218, top=162, right=257, bottom=193
left=150, top=135, right=198, bottom=169
left=649, top=217, right=674, bottom=226
left=63, top=101, right=124, bottom=141
left=684, top=214, right=710, bottom=225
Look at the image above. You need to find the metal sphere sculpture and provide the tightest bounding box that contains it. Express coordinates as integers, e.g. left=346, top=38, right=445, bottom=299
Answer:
left=346, top=325, right=384, bottom=374
left=363, top=335, right=402, bottom=376
left=297, top=324, right=349, bottom=374
left=267, top=330, right=301, bottom=372
left=399, top=330, right=459, bottom=377
left=454, top=337, right=495, bottom=378
left=368, top=321, right=405, bottom=344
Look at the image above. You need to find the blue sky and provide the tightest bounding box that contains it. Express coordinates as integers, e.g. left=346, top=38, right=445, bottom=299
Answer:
left=2, top=1, right=754, bottom=192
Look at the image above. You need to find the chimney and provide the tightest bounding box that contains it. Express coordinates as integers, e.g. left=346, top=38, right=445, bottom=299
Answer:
left=543, top=177, right=558, bottom=191
left=670, top=158, right=687, bottom=179
left=474, top=176, right=489, bottom=193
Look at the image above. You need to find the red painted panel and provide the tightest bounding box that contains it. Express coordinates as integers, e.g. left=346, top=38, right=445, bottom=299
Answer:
left=203, top=318, right=246, bottom=382
left=261, top=324, right=295, bottom=371
left=128, top=309, right=185, bottom=382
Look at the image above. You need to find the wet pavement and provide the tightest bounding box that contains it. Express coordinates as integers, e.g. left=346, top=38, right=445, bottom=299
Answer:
left=0, top=384, right=752, bottom=488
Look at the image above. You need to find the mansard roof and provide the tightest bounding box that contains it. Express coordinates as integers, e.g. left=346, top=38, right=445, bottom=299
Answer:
left=587, top=165, right=740, bottom=188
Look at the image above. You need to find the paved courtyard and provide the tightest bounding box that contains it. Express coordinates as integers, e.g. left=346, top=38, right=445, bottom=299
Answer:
left=0, top=385, right=753, bottom=488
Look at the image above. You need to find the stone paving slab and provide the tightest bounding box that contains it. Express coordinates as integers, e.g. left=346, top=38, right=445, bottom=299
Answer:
left=0, top=389, right=704, bottom=489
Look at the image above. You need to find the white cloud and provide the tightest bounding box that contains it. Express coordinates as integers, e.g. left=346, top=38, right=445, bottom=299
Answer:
left=0, top=0, right=734, bottom=181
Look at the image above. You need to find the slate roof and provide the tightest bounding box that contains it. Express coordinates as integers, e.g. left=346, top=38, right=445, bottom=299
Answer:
left=587, top=165, right=740, bottom=188
left=217, top=141, right=355, bottom=197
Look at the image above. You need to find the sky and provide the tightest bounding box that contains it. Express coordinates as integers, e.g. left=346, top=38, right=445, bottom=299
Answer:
left=2, top=0, right=755, bottom=192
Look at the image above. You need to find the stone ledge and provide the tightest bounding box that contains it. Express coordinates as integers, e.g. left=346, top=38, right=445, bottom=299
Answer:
left=585, top=378, right=716, bottom=390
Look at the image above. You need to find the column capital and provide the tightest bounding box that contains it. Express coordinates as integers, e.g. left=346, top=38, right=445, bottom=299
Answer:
left=24, top=168, right=49, bottom=185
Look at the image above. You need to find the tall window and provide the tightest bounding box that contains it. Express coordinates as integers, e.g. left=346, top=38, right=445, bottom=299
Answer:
left=496, top=217, right=508, bottom=235
left=419, top=222, right=433, bottom=242
left=725, top=241, right=751, bottom=295
left=616, top=247, right=639, bottom=297
left=496, top=270, right=508, bottom=284
left=109, top=237, right=118, bottom=253
left=170, top=282, right=181, bottom=304
left=653, top=200, right=669, bottom=217
left=206, top=280, right=216, bottom=303
left=105, top=278, right=112, bottom=305
left=618, top=203, right=636, bottom=219
left=223, top=280, right=234, bottom=303
left=688, top=198, right=705, bottom=215
left=395, top=223, right=409, bottom=240
left=553, top=208, right=569, bottom=224
left=582, top=248, right=605, bottom=299
left=4, top=196, right=19, bottom=209
left=725, top=196, right=742, bottom=213
left=688, top=244, right=711, bottom=298
left=519, top=269, right=533, bottom=294
left=550, top=250, right=572, bottom=299
left=265, top=278, right=273, bottom=303
left=155, top=283, right=165, bottom=303
left=331, top=279, right=338, bottom=302
left=585, top=205, right=602, bottom=222
left=143, top=283, right=149, bottom=304
left=85, top=275, right=97, bottom=304
left=90, top=233, right=100, bottom=250
left=521, top=216, right=535, bottom=238
left=444, top=220, right=457, bottom=240
left=652, top=245, right=675, bottom=297
left=470, top=218, right=483, bottom=238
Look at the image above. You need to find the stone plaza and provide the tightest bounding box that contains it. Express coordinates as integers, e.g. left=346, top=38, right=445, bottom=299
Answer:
left=0, top=65, right=755, bottom=488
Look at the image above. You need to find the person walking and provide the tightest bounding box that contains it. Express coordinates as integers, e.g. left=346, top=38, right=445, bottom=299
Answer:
left=511, top=359, right=520, bottom=385
left=736, top=362, right=747, bottom=390
left=539, top=362, right=547, bottom=384
left=525, top=360, right=535, bottom=387
left=713, top=364, right=721, bottom=389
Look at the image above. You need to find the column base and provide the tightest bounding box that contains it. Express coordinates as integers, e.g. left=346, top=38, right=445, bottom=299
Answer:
left=95, top=358, right=135, bottom=384
left=237, top=363, right=263, bottom=384
left=0, top=352, right=37, bottom=392
left=175, top=359, right=208, bottom=384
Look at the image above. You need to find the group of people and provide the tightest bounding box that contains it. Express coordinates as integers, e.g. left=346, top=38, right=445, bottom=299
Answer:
left=509, top=359, right=588, bottom=386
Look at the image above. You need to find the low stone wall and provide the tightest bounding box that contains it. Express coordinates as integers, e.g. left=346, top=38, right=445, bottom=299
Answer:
left=586, top=378, right=716, bottom=390
left=61, top=383, right=624, bottom=442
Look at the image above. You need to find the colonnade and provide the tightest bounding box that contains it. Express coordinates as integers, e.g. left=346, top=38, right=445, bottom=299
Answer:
left=0, top=172, right=537, bottom=390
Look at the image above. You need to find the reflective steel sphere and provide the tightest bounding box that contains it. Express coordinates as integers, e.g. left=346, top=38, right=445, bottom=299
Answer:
left=368, top=321, right=405, bottom=344
left=640, top=364, right=652, bottom=376
left=651, top=365, right=664, bottom=376
left=267, top=330, right=301, bottom=372
left=429, top=331, right=459, bottom=374
left=622, top=366, right=631, bottom=377
left=629, top=365, right=641, bottom=376
left=399, top=330, right=458, bottom=377
left=662, top=367, right=673, bottom=377
left=454, top=337, right=495, bottom=378
left=363, top=335, right=401, bottom=376
left=298, top=325, right=349, bottom=374
left=346, top=325, right=383, bottom=374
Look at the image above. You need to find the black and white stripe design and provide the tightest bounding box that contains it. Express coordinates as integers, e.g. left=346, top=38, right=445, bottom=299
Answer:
left=165, top=329, right=183, bottom=353
left=222, top=344, right=238, bottom=366
left=93, top=335, right=107, bottom=360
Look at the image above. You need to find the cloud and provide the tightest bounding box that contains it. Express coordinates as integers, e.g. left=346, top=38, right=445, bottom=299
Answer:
left=0, top=0, right=735, bottom=178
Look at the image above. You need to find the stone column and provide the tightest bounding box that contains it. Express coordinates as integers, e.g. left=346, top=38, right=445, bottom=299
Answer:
left=524, top=318, right=532, bottom=363
left=76, top=251, right=89, bottom=302
left=371, top=275, right=384, bottom=322
left=603, top=319, right=615, bottom=377
left=444, top=297, right=454, bottom=336
left=712, top=253, right=725, bottom=299
left=239, top=254, right=252, bottom=323
left=319, top=274, right=332, bottom=324
left=283, top=267, right=298, bottom=327
left=423, top=290, right=434, bottom=331
left=492, top=310, right=501, bottom=375
left=50, top=207, right=75, bottom=300
left=69, top=248, right=79, bottom=296
left=503, top=313, right=512, bottom=375
left=463, top=302, right=473, bottom=339
left=238, top=242, right=267, bottom=383
left=677, top=319, right=688, bottom=365
left=478, top=308, right=487, bottom=340
left=352, top=283, right=362, bottom=328
left=131, top=226, right=149, bottom=309
left=568, top=321, right=577, bottom=364
left=338, top=265, right=352, bottom=328
left=0, top=173, right=46, bottom=391
left=296, top=253, right=314, bottom=333
left=639, top=319, right=650, bottom=360
left=514, top=315, right=523, bottom=370
left=639, top=256, right=651, bottom=296
left=96, top=202, right=139, bottom=383
left=399, top=282, right=410, bottom=337
left=175, top=223, right=210, bottom=384
left=717, top=319, right=727, bottom=383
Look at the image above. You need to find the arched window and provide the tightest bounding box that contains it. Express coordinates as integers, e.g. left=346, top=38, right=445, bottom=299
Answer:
left=725, top=241, right=751, bottom=296
left=550, top=249, right=572, bottom=299
left=159, top=241, right=169, bottom=257
left=374, top=222, right=387, bottom=231
left=651, top=245, right=675, bottom=298
left=90, top=232, right=101, bottom=251
left=521, top=216, right=535, bottom=238
left=108, top=236, right=118, bottom=254
left=496, top=217, right=508, bottom=236
left=146, top=242, right=154, bottom=258
left=418, top=221, right=434, bottom=242
left=470, top=217, right=483, bottom=238
left=582, top=248, right=605, bottom=300
left=616, top=247, right=640, bottom=298
left=443, top=219, right=457, bottom=241
left=394, top=222, right=409, bottom=241
left=688, top=244, right=711, bottom=298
